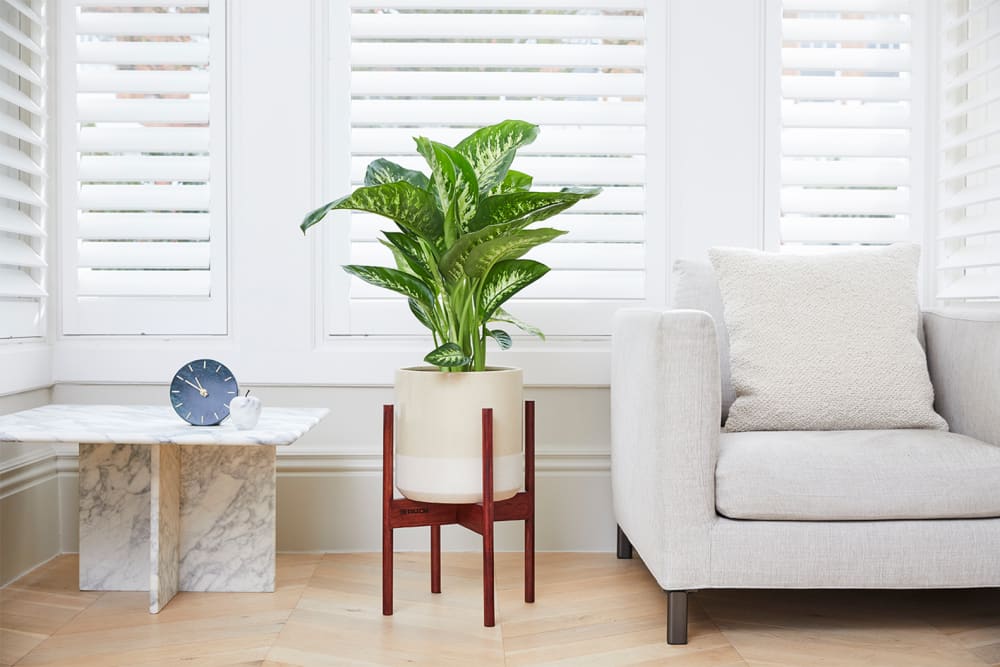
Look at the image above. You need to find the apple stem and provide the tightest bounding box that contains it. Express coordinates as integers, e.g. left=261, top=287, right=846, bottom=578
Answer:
left=245, top=390, right=251, bottom=397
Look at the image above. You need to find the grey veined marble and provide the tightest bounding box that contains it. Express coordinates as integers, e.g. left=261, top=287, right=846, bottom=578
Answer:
left=1, top=404, right=327, bottom=613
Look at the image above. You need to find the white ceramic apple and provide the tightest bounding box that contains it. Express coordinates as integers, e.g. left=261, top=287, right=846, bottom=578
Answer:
left=229, top=392, right=262, bottom=430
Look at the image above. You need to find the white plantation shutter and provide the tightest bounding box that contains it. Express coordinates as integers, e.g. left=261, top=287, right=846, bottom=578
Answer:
left=939, top=1, right=1000, bottom=303
left=59, top=0, right=226, bottom=335
left=779, top=0, right=919, bottom=249
left=0, top=0, right=46, bottom=339
left=327, top=1, right=658, bottom=337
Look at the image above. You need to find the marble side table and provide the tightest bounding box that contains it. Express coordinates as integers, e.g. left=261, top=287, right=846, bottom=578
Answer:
left=0, top=404, right=327, bottom=613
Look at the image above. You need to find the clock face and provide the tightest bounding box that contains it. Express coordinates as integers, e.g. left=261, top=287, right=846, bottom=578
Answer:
left=169, top=359, right=239, bottom=426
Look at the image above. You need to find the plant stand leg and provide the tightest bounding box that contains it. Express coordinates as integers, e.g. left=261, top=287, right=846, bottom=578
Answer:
left=667, top=590, right=688, bottom=645
left=524, top=400, right=535, bottom=604
left=617, top=525, right=633, bottom=559
left=482, top=408, right=496, bottom=628
left=430, top=524, right=441, bottom=594
left=382, top=405, right=394, bottom=616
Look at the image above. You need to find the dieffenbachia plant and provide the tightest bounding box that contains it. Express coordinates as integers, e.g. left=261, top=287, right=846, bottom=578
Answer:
left=300, top=120, right=600, bottom=371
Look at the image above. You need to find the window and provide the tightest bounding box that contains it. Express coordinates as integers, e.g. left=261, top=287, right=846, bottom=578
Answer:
left=939, top=0, right=1000, bottom=303
left=0, top=0, right=46, bottom=340
left=779, top=0, right=919, bottom=250
left=326, top=0, right=661, bottom=337
left=59, top=0, right=227, bottom=335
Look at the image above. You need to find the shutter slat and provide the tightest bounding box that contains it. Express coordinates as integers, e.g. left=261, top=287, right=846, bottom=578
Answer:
left=781, top=101, right=909, bottom=129
left=351, top=126, right=645, bottom=157
left=783, top=17, right=910, bottom=43
left=78, top=184, right=210, bottom=211
left=0, top=17, right=42, bottom=56
left=943, top=25, right=1000, bottom=65
left=0, top=144, right=43, bottom=176
left=780, top=216, right=909, bottom=244
left=782, top=128, right=909, bottom=157
left=937, top=245, right=1000, bottom=270
left=782, top=47, right=909, bottom=72
left=78, top=241, right=210, bottom=269
left=77, top=70, right=210, bottom=94
left=352, top=269, right=643, bottom=300
left=352, top=71, right=643, bottom=98
left=0, top=80, right=43, bottom=116
left=941, top=152, right=1000, bottom=182
left=943, top=58, right=1000, bottom=94
left=350, top=212, right=643, bottom=243
left=79, top=156, right=210, bottom=182
left=0, top=48, right=41, bottom=85
left=8, top=0, right=44, bottom=26
left=0, top=235, right=44, bottom=268
left=351, top=42, right=645, bottom=68
left=352, top=100, right=644, bottom=127
left=77, top=97, right=210, bottom=123
left=782, top=158, right=909, bottom=187
left=75, top=0, right=209, bottom=6
left=783, top=0, right=911, bottom=11
left=942, top=121, right=1000, bottom=152
left=938, top=217, right=1000, bottom=240
left=782, top=75, right=909, bottom=102
left=78, top=212, right=211, bottom=241
left=782, top=187, right=909, bottom=215
left=0, top=113, right=44, bottom=147
left=937, top=274, right=1000, bottom=300
left=350, top=13, right=645, bottom=40
left=940, top=184, right=1000, bottom=211
left=0, top=267, right=45, bottom=298
left=0, top=208, right=44, bottom=237
left=76, top=12, right=211, bottom=36
left=76, top=41, right=210, bottom=65
left=350, top=0, right=647, bottom=8
left=0, top=174, right=45, bottom=207
left=77, top=269, right=210, bottom=297
left=941, top=88, right=1000, bottom=122
left=78, top=127, right=211, bottom=153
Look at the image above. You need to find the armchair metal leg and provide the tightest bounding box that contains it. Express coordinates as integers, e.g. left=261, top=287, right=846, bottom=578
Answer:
left=666, top=590, right=688, bottom=644
left=616, top=524, right=633, bottom=559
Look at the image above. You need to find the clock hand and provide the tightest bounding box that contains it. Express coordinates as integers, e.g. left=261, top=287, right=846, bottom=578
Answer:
left=180, top=376, right=208, bottom=397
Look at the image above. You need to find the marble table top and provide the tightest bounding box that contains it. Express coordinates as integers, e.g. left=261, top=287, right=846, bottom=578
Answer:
left=0, top=404, right=328, bottom=447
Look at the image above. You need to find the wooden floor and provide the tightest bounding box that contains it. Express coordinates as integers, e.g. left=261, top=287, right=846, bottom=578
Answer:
left=2, top=553, right=999, bottom=667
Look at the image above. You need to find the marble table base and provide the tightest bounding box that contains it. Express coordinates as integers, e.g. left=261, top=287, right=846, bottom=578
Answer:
left=79, top=443, right=276, bottom=613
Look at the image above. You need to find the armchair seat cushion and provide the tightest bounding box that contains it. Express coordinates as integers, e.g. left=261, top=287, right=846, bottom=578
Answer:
left=716, top=429, right=1000, bottom=521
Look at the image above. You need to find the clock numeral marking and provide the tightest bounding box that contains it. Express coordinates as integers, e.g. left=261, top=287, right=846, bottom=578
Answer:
left=227, top=390, right=237, bottom=395
left=171, top=389, right=180, bottom=394
left=203, top=360, right=207, bottom=369
left=215, top=364, right=221, bottom=373
left=214, top=412, right=219, bottom=420
left=223, top=376, right=232, bottom=382
left=185, top=411, right=192, bottom=420
left=200, top=415, right=204, bottom=424
left=176, top=375, right=185, bottom=381
left=222, top=405, right=229, bottom=412
left=174, top=402, right=183, bottom=408
left=187, top=365, right=193, bottom=373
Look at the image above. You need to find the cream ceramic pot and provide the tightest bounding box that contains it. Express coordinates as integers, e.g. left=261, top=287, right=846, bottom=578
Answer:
left=395, top=366, right=523, bottom=503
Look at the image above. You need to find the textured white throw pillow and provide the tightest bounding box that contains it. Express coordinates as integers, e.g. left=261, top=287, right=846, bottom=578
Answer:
left=708, top=244, right=947, bottom=432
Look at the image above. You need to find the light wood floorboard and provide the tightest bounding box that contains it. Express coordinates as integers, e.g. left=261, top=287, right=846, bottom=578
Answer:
left=2, top=553, right=999, bottom=666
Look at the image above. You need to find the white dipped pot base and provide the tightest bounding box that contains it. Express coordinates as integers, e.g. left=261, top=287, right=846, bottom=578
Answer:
left=394, top=366, right=523, bottom=504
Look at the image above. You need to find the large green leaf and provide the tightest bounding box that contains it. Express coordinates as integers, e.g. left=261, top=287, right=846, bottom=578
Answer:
left=415, top=137, right=479, bottom=242
left=408, top=298, right=436, bottom=332
left=490, top=307, right=545, bottom=340
left=470, top=188, right=601, bottom=232
left=343, top=264, right=434, bottom=306
left=424, top=343, right=471, bottom=368
left=479, top=259, right=550, bottom=319
left=455, top=120, right=539, bottom=194
left=464, top=228, right=566, bottom=281
left=364, top=158, right=430, bottom=190
left=491, top=169, right=533, bottom=195
left=301, top=182, right=442, bottom=242
left=381, top=231, right=435, bottom=284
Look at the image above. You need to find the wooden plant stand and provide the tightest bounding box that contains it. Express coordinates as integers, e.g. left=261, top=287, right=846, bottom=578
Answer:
left=382, top=401, right=536, bottom=627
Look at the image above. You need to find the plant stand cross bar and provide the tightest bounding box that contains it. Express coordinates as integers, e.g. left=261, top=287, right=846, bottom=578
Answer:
left=382, top=401, right=536, bottom=627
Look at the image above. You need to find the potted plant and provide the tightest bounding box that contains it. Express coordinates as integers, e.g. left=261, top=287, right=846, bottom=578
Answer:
left=301, top=120, right=599, bottom=503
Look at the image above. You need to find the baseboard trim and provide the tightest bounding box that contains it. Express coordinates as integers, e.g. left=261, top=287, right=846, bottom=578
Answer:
left=0, top=449, right=58, bottom=500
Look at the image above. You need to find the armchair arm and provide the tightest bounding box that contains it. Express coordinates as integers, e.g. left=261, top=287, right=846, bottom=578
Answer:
left=611, top=309, right=721, bottom=590
left=923, top=309, right=1000, bottom=447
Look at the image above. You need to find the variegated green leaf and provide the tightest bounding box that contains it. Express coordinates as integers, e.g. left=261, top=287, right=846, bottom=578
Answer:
left=488, top=329, right=513, bottom=350
left=464, top=228, right=566, bottom=281
left=455, top=120, right=539, bottom=194
left=490, top=307, right=545, bottom=340
left=381, top=231, right=435, bottom=284
left=364, top=158, right=430, bottom=190
left=438, top=219, right=525, bottom=285
left=408, top=298, right=436, bottom=331
left=343, top=264, right=434, bottom=306
left=479, top=260, right=550, bottom=320
left=424, top=342, right=471, bottom=368
left=470, top=188, right=601, bottom=232
left=415, top=137, right=479, bottom=242
left=301, top=182, right=443, bottom=242
left=491, top=169, right=533, bottom=195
